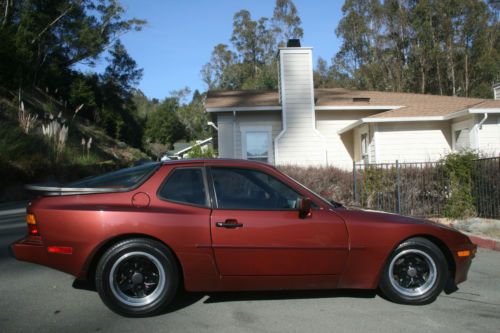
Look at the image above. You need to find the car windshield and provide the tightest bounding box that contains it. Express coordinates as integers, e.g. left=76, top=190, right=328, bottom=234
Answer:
left=67, top=162, right=160, bottom=189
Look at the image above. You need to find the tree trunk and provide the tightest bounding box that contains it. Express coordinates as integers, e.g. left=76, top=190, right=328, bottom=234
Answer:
left=464, top=47, right=469, bottom=97
left=431, top=23, right=443, bottom=95
left=2, top=0, right=9, bottom=27
left=447, top=36, right=456, bottom=96
left=435, top=54, right=443, bottom=95
left=420, top=57, right=426, bottom=94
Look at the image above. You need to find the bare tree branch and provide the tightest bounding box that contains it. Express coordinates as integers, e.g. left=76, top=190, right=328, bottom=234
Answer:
left=2, top=0, right=10, bottom=27
left=31, top=0, right=83, bottom=44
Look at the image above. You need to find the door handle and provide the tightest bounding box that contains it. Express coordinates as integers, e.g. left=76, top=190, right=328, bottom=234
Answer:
left=215, top=219, right=243, bottom=229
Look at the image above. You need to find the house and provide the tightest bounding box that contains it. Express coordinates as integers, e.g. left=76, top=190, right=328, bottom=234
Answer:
left=206, top=41, right=500, bottom=169
left=161, top=138, right=213, bottom=160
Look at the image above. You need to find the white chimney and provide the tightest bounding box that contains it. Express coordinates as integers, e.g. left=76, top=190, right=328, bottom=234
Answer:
left=274, top=41, right=327, bottom=166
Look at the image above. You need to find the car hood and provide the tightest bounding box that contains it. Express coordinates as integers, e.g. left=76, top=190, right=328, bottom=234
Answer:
left=332, top=206, right=453, bottom=230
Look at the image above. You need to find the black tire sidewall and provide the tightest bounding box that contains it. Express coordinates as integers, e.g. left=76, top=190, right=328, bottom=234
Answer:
left=95, top=239, right=179, bottom=317
left=379, top=238, right=448, bottom=305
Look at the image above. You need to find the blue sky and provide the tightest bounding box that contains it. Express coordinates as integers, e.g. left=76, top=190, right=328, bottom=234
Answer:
left=78, top=0, right=344, bottom=100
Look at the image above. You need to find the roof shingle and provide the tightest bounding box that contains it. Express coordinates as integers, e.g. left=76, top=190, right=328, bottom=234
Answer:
left=205, top=88, right=500, bottom=118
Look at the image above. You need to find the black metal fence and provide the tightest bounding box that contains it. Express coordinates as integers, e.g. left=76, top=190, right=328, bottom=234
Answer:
left=472, top=157, right=500, bottom=218
left=353, top=157, right=500, bottom=218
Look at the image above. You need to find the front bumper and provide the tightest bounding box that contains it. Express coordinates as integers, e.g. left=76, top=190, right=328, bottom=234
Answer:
left=454, top=242, right=477, bottom=285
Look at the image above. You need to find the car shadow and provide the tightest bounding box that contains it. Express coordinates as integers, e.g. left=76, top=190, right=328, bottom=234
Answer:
left=72, top=279, right=206, bottom=315
left=72, top=279, right=377, bottom=315
left=203, top=289, right=377, bottom=304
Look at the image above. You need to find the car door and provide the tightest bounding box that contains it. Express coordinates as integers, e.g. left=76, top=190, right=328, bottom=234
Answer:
left=208, top=166, right=348, bottom=276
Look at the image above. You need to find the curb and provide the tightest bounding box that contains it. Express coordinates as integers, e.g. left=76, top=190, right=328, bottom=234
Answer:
left=466, top=233, right=500, bottom=252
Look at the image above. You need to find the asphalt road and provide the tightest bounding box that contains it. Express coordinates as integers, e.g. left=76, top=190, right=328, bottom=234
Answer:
left=0, top=204, right=499, bottom=333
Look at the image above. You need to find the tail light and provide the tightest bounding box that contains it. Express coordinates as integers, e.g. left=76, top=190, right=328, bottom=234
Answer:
left=26, top=213, right=39, bottom=236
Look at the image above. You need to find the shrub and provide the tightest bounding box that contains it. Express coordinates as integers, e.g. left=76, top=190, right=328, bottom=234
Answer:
left=278, top=165, right=353, bottom=205
left=187, top=143, right=216, bottom=158
left=442, top=152, right=478, bottom=219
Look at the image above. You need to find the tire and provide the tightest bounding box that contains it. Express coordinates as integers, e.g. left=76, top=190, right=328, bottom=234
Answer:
left=95, top=238, right=179, bottom=317
left=379, top=237, right=448, bottom=305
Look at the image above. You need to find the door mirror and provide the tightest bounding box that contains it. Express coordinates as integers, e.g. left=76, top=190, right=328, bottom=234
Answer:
left=296, top=197, right=312, bottom=219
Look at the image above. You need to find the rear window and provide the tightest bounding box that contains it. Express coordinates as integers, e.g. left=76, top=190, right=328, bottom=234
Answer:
left=67, top=162, right=160, bottom=189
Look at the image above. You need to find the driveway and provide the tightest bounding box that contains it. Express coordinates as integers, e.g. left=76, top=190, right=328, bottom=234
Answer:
left=0, top=204, right=499, bottom=333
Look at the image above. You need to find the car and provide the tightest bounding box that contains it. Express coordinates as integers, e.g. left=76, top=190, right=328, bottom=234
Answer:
left=12, top=159, right=476, bottom=317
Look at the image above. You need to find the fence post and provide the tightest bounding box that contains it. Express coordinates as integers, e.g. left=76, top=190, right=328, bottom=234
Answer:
left=396, top=160, right=401, bottom=214
left=353, top=161, right=357, bottom=205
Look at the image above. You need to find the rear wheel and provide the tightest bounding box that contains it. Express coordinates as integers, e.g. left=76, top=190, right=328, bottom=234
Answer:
left=379, top=237, right=448, bottom=305
left=95, top=238, right=178, bottom=317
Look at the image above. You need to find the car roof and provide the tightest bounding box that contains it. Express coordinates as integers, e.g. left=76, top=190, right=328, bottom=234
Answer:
left=160, top=158, right=275, bottom=169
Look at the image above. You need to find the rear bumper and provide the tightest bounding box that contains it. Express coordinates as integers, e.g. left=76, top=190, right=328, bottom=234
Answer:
left=11, top=236, right=82, bottom=277
left=454, top=242, right=477, bottom=285
left=11, top=236, right=48, bottom=265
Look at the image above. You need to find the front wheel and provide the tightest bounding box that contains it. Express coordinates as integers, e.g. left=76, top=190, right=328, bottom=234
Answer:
left=95, top=238, right=179, bottom=317
left=379, top=237, right=448, bottom=305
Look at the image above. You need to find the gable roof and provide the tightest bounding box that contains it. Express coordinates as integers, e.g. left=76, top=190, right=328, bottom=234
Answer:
left=206, top=88, right=500, bottom=117
left=206, top=90, right=280, bottom=109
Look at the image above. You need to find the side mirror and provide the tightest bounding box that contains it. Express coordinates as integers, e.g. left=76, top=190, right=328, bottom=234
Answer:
left=296, top=197, right=312, bottom=219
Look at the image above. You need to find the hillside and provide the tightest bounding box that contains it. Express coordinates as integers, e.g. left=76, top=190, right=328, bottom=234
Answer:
left=0, top=88, right=150, bottom=202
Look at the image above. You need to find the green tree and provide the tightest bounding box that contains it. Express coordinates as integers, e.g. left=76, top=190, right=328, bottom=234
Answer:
left=202, top=0, right=304, bottom=91
left=0, top=0, right=145, bottom=89
left=201, top=44, right=237, bottom=89
left=272, top=0, right=304, bottom=46
left=144, top=98, right=186, bottom=148
left=231, top=9, right=262, bottom=74
left=103, top=40, right=143, bottom=99
left=332, top=0, right=499, bottom=97
left=314, top=57, right=337, bottom=88
left=68, top=75, right=98, bottom=120
left=100, top=40, right=144, bottom=146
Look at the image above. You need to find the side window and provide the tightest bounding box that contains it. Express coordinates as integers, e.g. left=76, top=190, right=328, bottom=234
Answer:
left=158, top=168, right=207, bottom=207
left=211, top=167, right=301, bottom=210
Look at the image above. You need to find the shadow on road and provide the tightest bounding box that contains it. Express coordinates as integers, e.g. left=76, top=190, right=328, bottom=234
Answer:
left=204, top=289, right=377, bottom=303
left=72, top=278, right=376, bottom=315
left=72, top=279, right=206, bottom=315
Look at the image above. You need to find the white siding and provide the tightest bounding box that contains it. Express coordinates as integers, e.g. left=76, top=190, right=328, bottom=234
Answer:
left=478, top=114, right=500, bottom=156
left=316, top=110, right=381, bottom=169
left=217, top=114, right=234, bottom=158
left=275, top=49, right=326, bottom=166
left=376, top=122, right=452, bottom=163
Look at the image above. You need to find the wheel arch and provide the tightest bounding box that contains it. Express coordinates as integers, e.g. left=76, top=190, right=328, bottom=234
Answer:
left=82, top=234, right=185, bottom=287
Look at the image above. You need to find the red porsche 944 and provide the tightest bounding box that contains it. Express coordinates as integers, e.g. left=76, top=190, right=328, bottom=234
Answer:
left=12, top=159, right=476, bottom=317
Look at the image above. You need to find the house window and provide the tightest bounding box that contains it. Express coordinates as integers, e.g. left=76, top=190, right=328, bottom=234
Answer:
left=242, top=126, right=272, bottom=163
left=361, top=133, right=369, bottom=163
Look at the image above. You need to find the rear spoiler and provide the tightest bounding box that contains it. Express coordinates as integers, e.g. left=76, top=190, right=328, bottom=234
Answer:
left=25, top=184, right=128, bottom=196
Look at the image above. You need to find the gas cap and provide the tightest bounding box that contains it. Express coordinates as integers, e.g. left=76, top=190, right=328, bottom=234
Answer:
left=131, top=192, right=150, bottom=208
